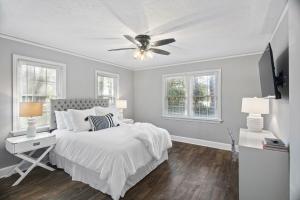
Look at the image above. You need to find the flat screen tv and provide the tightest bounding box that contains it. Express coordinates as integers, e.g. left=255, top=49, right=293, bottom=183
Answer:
left=259, top=43, right=283, bottom=99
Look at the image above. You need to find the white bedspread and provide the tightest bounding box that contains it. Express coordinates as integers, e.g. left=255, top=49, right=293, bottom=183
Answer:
left=51, top=123, right=172, bottom=200
left=130, top=123, right=172, bottom=160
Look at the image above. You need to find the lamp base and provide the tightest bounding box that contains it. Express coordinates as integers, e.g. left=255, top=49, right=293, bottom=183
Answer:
left=247, top=114, right=263, bottom=132
left=26, top=118, right=37, bottom=137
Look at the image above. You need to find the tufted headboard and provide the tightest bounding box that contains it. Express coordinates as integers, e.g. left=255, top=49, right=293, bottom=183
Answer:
left=50, top=98, right=109, bottom=130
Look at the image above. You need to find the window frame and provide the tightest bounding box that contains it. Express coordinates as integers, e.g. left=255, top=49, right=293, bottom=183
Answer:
left=95, top=70, right=119, bottom=105
left=162, top=69, right=222, bottom=122
left=163, top=75, right=188, bottom=116
left=12, top=54, right=66, bottom=131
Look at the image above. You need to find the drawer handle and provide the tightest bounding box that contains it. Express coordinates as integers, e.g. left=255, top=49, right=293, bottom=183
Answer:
left=33, top=142, right=40, bottom=146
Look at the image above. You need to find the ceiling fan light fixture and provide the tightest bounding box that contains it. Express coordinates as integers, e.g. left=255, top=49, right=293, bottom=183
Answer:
left=145, top=51, right=153, bottom=58
left=109, top=34, right=174, bottom=59
left=133, top=49, right=153, bottom=60
left=133, top=49, right=141, bottom=59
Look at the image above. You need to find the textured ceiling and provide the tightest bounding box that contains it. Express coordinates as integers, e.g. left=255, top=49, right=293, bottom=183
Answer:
left=0, top=0, right=287, bottom=70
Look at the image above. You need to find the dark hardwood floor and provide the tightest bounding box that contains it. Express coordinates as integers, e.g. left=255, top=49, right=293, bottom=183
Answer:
left=0, top=142, right=238, bottom=200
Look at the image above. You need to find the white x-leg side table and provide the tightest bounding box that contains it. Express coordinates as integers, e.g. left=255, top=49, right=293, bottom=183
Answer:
left=6, top=132, right=56, bottom=186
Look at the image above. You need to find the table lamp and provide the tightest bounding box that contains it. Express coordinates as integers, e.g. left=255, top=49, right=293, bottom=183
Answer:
left=19, top=102, right=43, bottom=137
left=241, top=97, right=269, bottom=132
left=116, top=100, right=127, bottom=120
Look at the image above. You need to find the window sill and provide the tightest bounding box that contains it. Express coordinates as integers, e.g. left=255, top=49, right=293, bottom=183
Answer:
left=162, top=115, right=223, bottom=123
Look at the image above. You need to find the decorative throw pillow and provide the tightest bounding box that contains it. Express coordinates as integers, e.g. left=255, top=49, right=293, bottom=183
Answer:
left=86, top=113, right=119, bottom=131
left=94, top=106, right=121, bottom=125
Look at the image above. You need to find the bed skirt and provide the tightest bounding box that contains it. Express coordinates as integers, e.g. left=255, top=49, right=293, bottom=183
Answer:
left=49, top=151, right=168, bottom=198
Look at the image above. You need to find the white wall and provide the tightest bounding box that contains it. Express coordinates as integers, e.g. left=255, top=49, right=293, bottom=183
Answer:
left=134, top=55, right=261, bottom=144
left=0, top=37, right=134, bottom=168
left=289, top=1, right=300, bottom=199
left=265, top=11, right=289, bottom=144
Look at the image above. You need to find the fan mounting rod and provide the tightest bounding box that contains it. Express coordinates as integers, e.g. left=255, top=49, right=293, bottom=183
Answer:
left=135, top=34, right=151, bottom=50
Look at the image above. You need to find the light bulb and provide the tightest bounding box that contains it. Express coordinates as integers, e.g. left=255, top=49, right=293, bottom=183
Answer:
left=133, top=49, right=152, bottom=60
left=133, top=50, right=141, bottom=59
left=145, top=51, right=153, bottom=58
left=140, top=53, right=145, bottom=60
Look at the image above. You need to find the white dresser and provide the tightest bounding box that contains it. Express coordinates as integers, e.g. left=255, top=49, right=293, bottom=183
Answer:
left=239, top=128, right=289, bottom=200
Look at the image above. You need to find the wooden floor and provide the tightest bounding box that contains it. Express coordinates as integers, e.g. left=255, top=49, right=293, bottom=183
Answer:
left=0, top=142, right=238, bottom=200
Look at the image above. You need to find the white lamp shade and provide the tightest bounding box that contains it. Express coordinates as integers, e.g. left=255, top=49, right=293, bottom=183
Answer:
left=241, top=97, right=269, bottom=114
left=116, top=100, right=127, bottom=109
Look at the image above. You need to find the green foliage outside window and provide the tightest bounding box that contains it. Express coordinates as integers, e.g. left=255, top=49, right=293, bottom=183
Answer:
left=167, top=78, right=186, bottom=114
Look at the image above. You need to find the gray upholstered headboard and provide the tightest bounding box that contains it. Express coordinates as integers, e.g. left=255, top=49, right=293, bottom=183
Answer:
left=50, top=98, right=109, bottom=130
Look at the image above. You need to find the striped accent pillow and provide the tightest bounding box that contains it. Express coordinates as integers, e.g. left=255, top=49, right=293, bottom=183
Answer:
left=86, top=113, right=118, bottom=131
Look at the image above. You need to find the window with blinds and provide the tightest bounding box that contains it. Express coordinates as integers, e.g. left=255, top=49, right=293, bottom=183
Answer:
left=165, top=76, right=187, bottom=115
left=95, top=71, right=119, bottom=105
left=13, top=55, right=66, bottom=131
left=163, top=69, right=221, bottom=121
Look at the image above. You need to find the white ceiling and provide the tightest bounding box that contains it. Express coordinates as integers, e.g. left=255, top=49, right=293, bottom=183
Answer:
left=0, top=0, right=287, bottom=70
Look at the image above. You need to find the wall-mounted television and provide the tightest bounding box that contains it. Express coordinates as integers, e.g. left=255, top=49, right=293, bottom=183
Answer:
left=259, top=43, right=286, bottom=99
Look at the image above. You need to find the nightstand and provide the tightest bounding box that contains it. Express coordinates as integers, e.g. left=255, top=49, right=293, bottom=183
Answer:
left=6, top=132, right=56, bottom=186
left=121, top=118, right=134, bottom=124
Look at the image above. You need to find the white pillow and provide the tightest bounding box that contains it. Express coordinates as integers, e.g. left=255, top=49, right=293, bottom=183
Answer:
left=68, top=108, right=96, bottom=132
left=63, top=111, right=73, bottom=131
left=94, top=106, right=120, bottom=125
left=55, top=111, right=67, bottom=130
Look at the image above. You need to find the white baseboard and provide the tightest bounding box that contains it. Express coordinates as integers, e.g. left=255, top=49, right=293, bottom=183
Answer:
left=0, top=164, right=20, bottom=179
left=0, top=157, right=49, bottom=179
left=0, top=165, right=13, bottom=178
left=171, top=135, right=235, bottom=151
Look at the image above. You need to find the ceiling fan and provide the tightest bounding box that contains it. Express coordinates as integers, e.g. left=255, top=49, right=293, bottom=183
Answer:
left=102, top=0, right=231, bottom=61
left=108, top=34, right=175, bottom=60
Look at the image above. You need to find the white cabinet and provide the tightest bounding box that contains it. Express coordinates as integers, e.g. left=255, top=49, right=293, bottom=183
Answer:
left=239, top=129, right=289, bottom=200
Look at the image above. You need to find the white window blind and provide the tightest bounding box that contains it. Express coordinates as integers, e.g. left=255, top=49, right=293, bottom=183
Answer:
left=13, top=55, right=66, bottom=131
left=163, top=69, right=221, bottom=121
left=95, top=71, right=119, bottom=105
left=165, top=76, right=187, bottom=115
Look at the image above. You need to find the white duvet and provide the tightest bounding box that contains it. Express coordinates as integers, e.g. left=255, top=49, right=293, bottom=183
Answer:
left=51, top=123, right=172, bottom=200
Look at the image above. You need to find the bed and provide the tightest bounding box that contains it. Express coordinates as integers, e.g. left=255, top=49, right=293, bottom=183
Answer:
left=49, top=99, right=172, bottom=200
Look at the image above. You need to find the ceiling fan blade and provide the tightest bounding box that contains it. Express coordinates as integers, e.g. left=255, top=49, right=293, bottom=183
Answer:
left=150, top=48, right=170, bottom=55
left=146, top=6, right=234, bottom=36
left=108, top=48, right=136, bottom=51
left=86, top=37, right=123, bottom=40
left=102, top=0, right=149, bottom=34
left=123, top=35, right=140, bottom=46
left=152, top=38, right=176, bottom=47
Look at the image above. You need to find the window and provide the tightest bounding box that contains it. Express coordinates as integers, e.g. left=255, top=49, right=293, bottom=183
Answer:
left=95, top=70, right=119, bottom=105
left=163, top=69, right=221, bottom=121
left=13, top=55, right=66, bottom=131
left=165, top=76, right=187, bottom=115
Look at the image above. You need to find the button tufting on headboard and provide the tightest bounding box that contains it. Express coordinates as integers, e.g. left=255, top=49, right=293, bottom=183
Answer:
left=50, top=98, right=109, bottom=130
